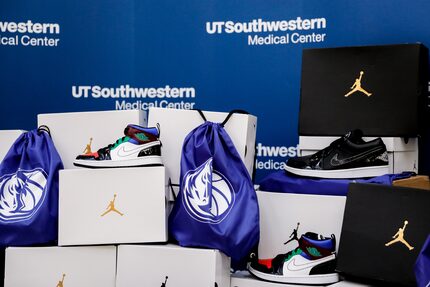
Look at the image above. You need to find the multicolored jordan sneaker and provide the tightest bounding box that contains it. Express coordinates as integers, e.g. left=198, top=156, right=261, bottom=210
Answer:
left=248, top=232, right=339, bottom=285
left=73, top=124, right=162, bottom=168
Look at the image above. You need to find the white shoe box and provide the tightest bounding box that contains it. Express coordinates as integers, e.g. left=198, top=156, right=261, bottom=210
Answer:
left=299, top=136, right=418, bottom=174
left=116, top=244, right=231, bottom=287
left=231, top=271, right=325, bottom=287
left=257, top=190, right=346, bottom=260
left=59, top=166, right=167, bottom=246
left=148, top=107, right=257, bottom=194
left=37, top=110, right=147, bottom=169
left=4, top=246, right=116, bottom=287
left=0, top=130, right=25, bottom=162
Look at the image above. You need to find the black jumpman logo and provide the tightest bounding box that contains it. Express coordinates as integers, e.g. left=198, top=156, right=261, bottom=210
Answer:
left=284, top=222, right=300, bottom=245
left=161, top=276, right=168, bottom=287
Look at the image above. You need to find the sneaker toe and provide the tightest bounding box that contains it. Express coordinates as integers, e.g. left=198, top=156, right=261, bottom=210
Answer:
left=287, top=155, right=312, bottom=169
left=76, top=152, right=99, bottom=160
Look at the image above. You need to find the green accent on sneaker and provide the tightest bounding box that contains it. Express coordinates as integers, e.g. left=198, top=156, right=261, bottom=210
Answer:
left=110, top=136, right=130, bottom=150
left=306, top=247, right=322, bottom=257
left=135, top=133, right=149, bottom=141
left=284, top=248, right=302, bottom=262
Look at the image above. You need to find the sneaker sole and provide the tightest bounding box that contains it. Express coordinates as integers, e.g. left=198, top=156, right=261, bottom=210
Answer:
left=248, top=264, right=339, bottom=285
left=284, top=165, right=389, bottom=179
left=73, top=156, right=163, bottom=168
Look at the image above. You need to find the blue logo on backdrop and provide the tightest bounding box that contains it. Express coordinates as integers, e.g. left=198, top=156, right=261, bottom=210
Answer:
left=0, top=168, right=48, bottom=223
left=182, top=158, right=235, bottom=224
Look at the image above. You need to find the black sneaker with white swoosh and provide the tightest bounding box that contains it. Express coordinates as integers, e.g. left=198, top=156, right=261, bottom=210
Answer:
left=285, top=130, right=389, bottom=178
left=248, top=232, right=339, bottom=284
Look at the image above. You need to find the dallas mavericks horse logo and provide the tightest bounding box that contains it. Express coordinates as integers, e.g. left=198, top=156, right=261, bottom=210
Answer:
left=182, top=158, right=235, bottom=224
left=0, top=168, right=48, bottom=222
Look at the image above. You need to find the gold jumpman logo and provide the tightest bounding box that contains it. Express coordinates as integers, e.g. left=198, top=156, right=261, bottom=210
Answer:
left=56, top=274, right=65, bottom=287
left=101, top=194, right=124, bottom=217
left=385, top=220, right=414, bottom=250
left=83, top=137, right=93, bottom=154
left=344, top=71, right=372, bottom=97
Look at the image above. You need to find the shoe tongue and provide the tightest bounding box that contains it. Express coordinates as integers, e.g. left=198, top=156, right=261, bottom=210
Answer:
left=124, top=124, right=151, bottom=143
left=302, top=232, right=320, bottom=240
left=124, top=124, right=136, bottom=137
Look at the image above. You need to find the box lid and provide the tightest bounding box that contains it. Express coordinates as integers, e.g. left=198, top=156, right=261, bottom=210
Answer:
left=299, top=44, right=428, bottom=137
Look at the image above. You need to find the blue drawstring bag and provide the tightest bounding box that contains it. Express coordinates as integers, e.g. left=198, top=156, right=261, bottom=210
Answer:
left=169, top=110, right=260, bottom=261
left=0, top=126, right=63, bottom=247
left=415, top=234, right=430, bottom=287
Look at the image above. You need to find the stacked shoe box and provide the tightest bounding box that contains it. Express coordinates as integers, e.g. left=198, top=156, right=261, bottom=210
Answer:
left=44, top=109, right=169, bottom=255
left=5, top=246, right=117, bottom=286
left=241, top=190, right=344, bottom=286
left=3, top=110, right=165, bottom=286
left=298, top=44, right=426, bottom=175
left=3, top=108, right=259, bottom=286
left=297, top=44, right=427, bottom=286
left=116, top=244, right=230, bottom=286
left=247, top=44, right=428, bottom=286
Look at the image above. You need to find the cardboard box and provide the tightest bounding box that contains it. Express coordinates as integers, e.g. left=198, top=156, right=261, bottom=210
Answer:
left=299, top=44, right=428, bottom=137
left=37, top=110, right=146, bottom=169
left=59, top=166, right=167, bottom=245
left=257, top=191, right=346, bottom=260
left=4, top=246, right=116, bottom=287
left=393, top=175, right=430, bottom=190
left=147, top=107, right=257, bottom=191
left=116, top=244, right=231, bottom=287
left=0, top=130, right=24, bottom=162
left=298, top=136, right=418, bottom=174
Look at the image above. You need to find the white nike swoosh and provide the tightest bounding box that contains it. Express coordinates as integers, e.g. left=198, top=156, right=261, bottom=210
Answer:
left=115, top=145, right=144, bottom=157
left=286, top=257, right=318, bottom=272
left=285, top=255, right=333, bottom=272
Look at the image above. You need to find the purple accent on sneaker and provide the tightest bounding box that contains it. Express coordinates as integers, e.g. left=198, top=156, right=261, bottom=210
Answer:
left=304, top=236, right=334, bottom=250
left=300, top=252, right=312, bottom=260
left=128, top=138, right=139, bottom=145
left=128, top=124, right=159, bottom=136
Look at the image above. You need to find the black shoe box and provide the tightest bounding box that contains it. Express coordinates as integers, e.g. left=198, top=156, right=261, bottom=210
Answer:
left=299, top=44, right=428, bottom=137
left=337, top=183, right=430, bottom=286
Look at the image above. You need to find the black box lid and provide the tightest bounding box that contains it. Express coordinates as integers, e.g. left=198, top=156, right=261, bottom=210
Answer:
left=299, top=44, right=428, bottom=137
